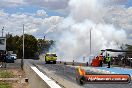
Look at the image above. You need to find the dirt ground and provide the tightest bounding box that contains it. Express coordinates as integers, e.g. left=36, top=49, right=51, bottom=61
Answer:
left=12, top=82, right=29, bottom=88
left=10, top=69, right=29, bottom=88
left=0, top=68, right=29, bottom=88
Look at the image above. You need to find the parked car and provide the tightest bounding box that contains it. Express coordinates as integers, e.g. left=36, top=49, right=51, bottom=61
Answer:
left=6, top=54, right=14, bottom=63
left=10, top=54, right=17, bottom=60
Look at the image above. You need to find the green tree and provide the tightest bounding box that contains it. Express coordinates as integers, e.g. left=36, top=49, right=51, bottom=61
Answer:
left=37, top=39, right=55, bottom=54
left=6, top=34, right=14, bottom=51
left=6, top=34, right=55, bottom=59
left=17, top=34, right=38, bottom=59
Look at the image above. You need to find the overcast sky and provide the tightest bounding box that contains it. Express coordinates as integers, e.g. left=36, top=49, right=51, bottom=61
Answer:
left=0, top=0, right=132, bottom=42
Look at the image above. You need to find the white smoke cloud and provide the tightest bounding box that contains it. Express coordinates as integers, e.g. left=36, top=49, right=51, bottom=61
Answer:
left=36, top=10, right=48, bottom=17
left=46, top=0, right=128, bottom=62
left=69, top=0, right=106, bottom=23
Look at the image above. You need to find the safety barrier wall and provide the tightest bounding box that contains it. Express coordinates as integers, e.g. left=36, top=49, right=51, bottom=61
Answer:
left=23, top=61, right=61, bottom=88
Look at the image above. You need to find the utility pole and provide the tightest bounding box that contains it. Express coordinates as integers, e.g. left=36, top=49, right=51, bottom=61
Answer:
left=90, top=28, right=92, bottom=55
left=44, top=35, right=45, bottom=40
left=44, top=34, right=46, bottom=40
left=43, top=34, right=46, bottom=54
left=2, top=27, right=4, bottom=37
left=89, top=28, right=92, bottom=65
left=21, top=24, right=24, bottom=70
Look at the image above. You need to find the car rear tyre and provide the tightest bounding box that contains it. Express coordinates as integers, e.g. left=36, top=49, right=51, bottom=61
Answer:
left=53, top=61, right=56, bottom=64
left=45, top=59, right=49, bottom=64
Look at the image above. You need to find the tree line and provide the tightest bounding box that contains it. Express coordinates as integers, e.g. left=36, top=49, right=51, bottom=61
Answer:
left=6, top=34, right=54, bottom=59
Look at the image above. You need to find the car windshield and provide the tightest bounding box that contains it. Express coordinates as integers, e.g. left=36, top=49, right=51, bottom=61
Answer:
left=46, top=54, right=57, bottom=57
left=11, top=54, right=16, bottom=56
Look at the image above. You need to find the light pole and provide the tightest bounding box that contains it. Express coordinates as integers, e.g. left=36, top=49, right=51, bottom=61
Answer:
left=89, top=28, right=92, bottom=65
left=43, top=34, right=46, bottom=54
left=2, top=27, right=4, bottom=37
left=44, top=34, right=46, bottom=40
left=90, top=28, right=92, bottom=55
left=21, top=24, right=24, bottom=70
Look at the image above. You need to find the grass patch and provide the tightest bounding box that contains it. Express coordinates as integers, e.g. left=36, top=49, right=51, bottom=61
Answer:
left=0, top=70, right=14, bottom=78
left=0, top=82, right=12, bottom=88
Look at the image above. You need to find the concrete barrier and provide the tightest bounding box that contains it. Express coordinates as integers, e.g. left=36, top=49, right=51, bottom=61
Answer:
left=23, top=61, right=61, bottom=88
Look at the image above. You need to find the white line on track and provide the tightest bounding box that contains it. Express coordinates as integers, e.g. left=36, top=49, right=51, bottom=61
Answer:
left=31, top=66, right=62, bottom=88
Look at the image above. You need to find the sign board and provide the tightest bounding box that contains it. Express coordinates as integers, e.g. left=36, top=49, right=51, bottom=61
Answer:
left=0, top=37, right=6, bottom=50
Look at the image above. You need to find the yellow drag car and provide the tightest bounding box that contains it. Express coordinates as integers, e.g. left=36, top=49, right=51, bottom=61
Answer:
left=45, top=53, right=57, bottom=64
